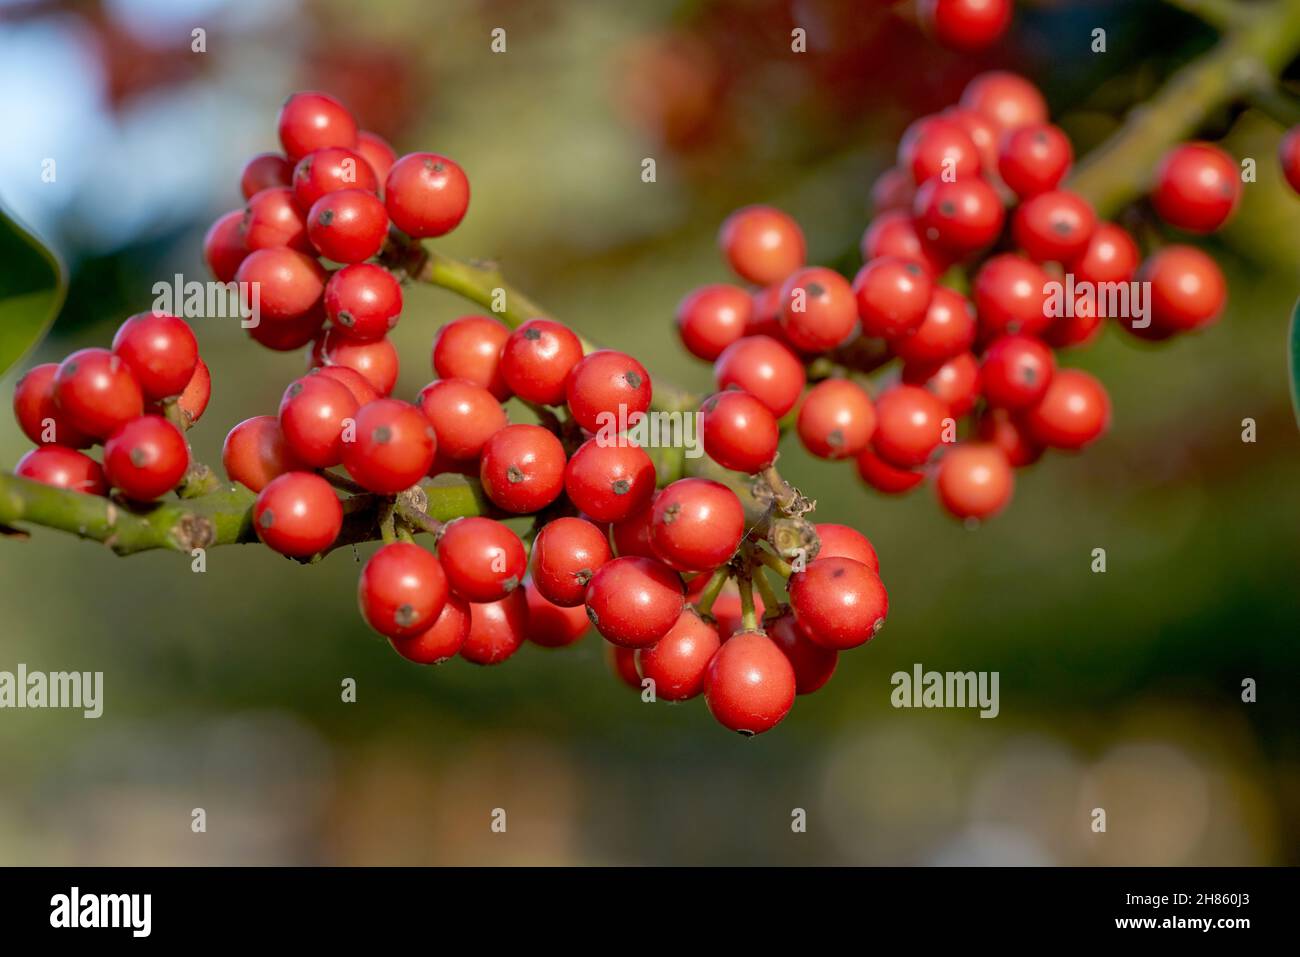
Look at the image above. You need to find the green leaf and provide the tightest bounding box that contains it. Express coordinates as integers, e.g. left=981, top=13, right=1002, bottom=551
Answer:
left=0, top=202, right=66, bottom=377
left=1290, top=297, right=1300, bottom=429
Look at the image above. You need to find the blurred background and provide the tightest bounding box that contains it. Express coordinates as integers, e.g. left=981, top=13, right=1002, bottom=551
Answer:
left=0, top=0, right=1297, bottom=865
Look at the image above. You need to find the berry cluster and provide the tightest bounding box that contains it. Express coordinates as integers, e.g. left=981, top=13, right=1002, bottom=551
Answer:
left=676, top=70, right=1240, bottom=522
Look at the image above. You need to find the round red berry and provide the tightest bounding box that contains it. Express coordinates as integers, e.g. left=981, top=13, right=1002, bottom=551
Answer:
left=15, top=446, right=107, bottom=496
left=307, top=188, right=388, bottom=264
left=240, top=152, right=291, bottom=199
left=478, top=423, right=565, bottom=513
left=704, top=631, right=796, bottom=736
left=650, top=478, right=745, bottom=572
left=860, top=209, right=951, bottom=278
left=317, top=330, right=400, bottom=395
left=235, top=247, right=327, bottom=323
left=565, top=350, right=652, bottom=434
left=343, top=398, right=437, bottom=493
left=323, top=263, right=402, bottom=341
left=278, top=374, right=360, bottom=468
left=253, top=471, right=343, bottom=557
left=699, top=390, right=779, bottom=473
left=384, top=153, right=470, bottom=238
left=998, top=122, right=1073, bottom=198
left=1012, top=189, right=1096, bottom=263
left=249, top=305, right=326, bottom=352
left=1278, top=125, right=1300, bottom=194
left=432, top=315, right=512, bottom=400
left=607, top=644, right=643, bottom=689
left=778, top=267, right=858, bottom=352
left=584, top=556, right=684, bottom=647
left=797, top=378, right=876, bottom=459
left=278, top=92, right=357, bottom=162
left=936, top=442, right=1014, bottom=520
left=312, top=365, right=379, bottom=406
left=173, top=357, right=211, bottom=426
left=1152, top=142, right=1240, bottom=233
left=222, top=415, right=303, bottom=492
left=973, top=253, right=1052, bottom=338
left=913, top=177, right=1005, bottom=256
left=103, top=415, right=188, bottom=500
left=919, top=0, right=1012, bottom=51
left=718, top=205, right=806, bottom=286
left=460, top=590, right=527, bottom=665
left=358, top=542, right=449, bottom=640
left=524, top=581, right=591, bottom=648
left=815, top=523, right=879, bottom=573
left=111, top=312, right=199, bottom=401
left=856, top=446, right=925, bottom=494
left=500, top=319, right=584, bottom=406
left=789, top=557, right=888, bottom=650
left=241, top=187, right=310, bottom=252
left=871, top=167, right=915, bottom=213
left=1139, top=245, right=1227, bottom=335
left=356, top=131, right=397, bottom=185
left=979, top=334, right=1055, bottom=409
left=903, top=351, right=981, bottom=417
left=635, top=608, right=720, bottom=701
left=713, top=335, right=806, bottom=418
left=611, top=496, right=658, bottom=559
left=976, top=407, right=1043, bottom=467
left=531, top=516, right=613, bottom=607
left=854, top=256, right=934, bottom=340
left=676, top=284, right=751, bottom=360
left=292, top=147, right=378, bottom=211
left=417, top=378, right=507, bottom=461
left=960, top=71, right=1048, bottom=133
left=1068, top=222, right=1140, bottom=286
left=871, top=384, right=948, bottom=468
left=563, top=438, right=657, bottom=523
left=899, top=115, right=982, bottom=184
left=438, top=517, right=527, bottom=602
left=892, top=286, right=977, bottom=364
left=203, top=210, right=248, bottom=282
left=53, top=348, right=144, bottom=440
left=389, top=594, right=469, bottom=664
left=13, top=363, right=92, bottom=448
left=767, top=612, right=837, bottom=695
left=1023, top=368, right=1110, bottom=450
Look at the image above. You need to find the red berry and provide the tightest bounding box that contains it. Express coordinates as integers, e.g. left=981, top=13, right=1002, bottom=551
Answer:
left=1023, top=368, right=1110, bottom=449
left=789, top=557, right=888, bottom=650
left=892, top=286, right=977, bottom=364
left=111, top=312, right=199, bottom=401
left=635, top=609, right=720, bottom=701
left=976, top=407, right=1043, bottom=467
left=307, top=188, right=388, bottom=264
left=524, top=581, right=591, bottom=648
left=676, top=284, right=751, bottom=360
left=767, top=612, right=837, bottom=695
left=611, top=496, right=658, bottom=559
left=860, top=209, right=951, bottom=278
left=1068, top=222, right=1140, bottom=286
left=323, top=263, right=402, bottom=341
left=240, top=152, right=292, bottom=199
left=15, top=446, right=107, bottom=495
left=936, top=442, right=1014, bottom=520
left=312, top=365, right=379, bottom=406
left=565, top=350, right=652, bottom=434
left=797, top=378, right=876, bottom=459
left=960, top=71, right=1048, bottom=133
left=718, top=205, right=806, bottom=286
left=13, top=363, right=92, bottom=448
left=853, top=256, right=933, bottom=339
left=709, top=586, right=767, bottom=642
left=241, top=187, right=309, bottom=252
left=973, top=253, right=1052, bottom=338
left=1044, top=288, right=1104, bottom=348
left=871, top=167, right=915, bottom=213
left=235, top=247, right=327, bottom=323
left=203, top=210, right=247, bottom=282
left=478, top=423, right=565, bottom=513
left=103, top=415, right=188, bottom=500
left=358, top=542, right=449, bottom=640
left=584, top=556, right=684, bottom=647
left=318, top=330, right=400, bottom=395
left=903, top=351, right=981, bottom=417
left=998, top=122, right=1073, bottom=198
left=650, top=478, right=744, bottom=572
left=292, top=147, right=378, bottom=211
left=438, top=516, right=527, bottom=602
left=899, top=115, right=982, bottom=184
left=871, top=384, right=948, bottom=468
left=384, top=152, right=470, bottom=238
left=531, top=516, right=613, bottom=607
left=979, top=334, right=1055, bottom=409
left=815, top=523, right=879, bottom=573
left=53, top=348, right=143, bottom=440
left=1012, top=189, right=1096, bottom=263
left=713, top=335, right=805, bottom=418
left=945, top=107, right=1000, bottom=171
left=1139, top=245, right=1227, bottom=335
left=913, top=177, right=1006, bottom=255
left=460, top=590, right=528, bottom=665
left=278, top=374, right=360, bottom=468
left=174, top=358, right=211, bottom=425
left=278, top=92, right=358, bottom=162
left=356, top=131, right=397, bottom=185
left=499, top=319, right=584, bottom=406
left=417, top=378, right=507, bottom=461
left=389, top=594, right=469, bottom=664
left=249, top=305, right=326, bottom=352
left=704, top=631, right=796, bottom=735
left=1152, top=142, right=1240, bottom=233
left=563, top=438, right=656, bottom=523
left=343, top=398, right=437, bottom=493
left=253, top=471, right=343, bottom=557
left=222, top=415, right=303, bottom=492
left=856, top=446, right=925, bottom=494
left=1278, top=125, right=1300, bottom=194
left=699, top=390, right=779, bottom=473
left=778, top=266, right=858, bottom=352
left=432, top=315, right=511, bottom=400
left=607, top=644, right=643, bottom=689
left=919, top=0, right=1012, bottom=52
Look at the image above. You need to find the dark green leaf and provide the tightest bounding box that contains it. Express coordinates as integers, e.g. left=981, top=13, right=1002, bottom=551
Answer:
left=0, top=202, right=66, bottom=377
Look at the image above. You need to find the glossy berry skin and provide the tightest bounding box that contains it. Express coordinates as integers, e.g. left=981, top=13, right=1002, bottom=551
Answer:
left=222, top=415, right=303, bottom=492
left=1023, top=368, right=1110, bottom=450
left=203, top=210, right=248, bottom=283
left=278, top=92, right=357, bottom=162
left=278, top=375, right=359, bottom=468
left=676, top=284, right=751, bottom=360
left=584, top=556, right=685, bottom=648
left=565, top=350, right=652, bottom=434
left=173, top=358, right=211, bottom=426
left=980, top=334, right=1055, bottom=409
left=1279, top=126, right=1300, bottom=194
left=292, top=147, right=379, bottom=211
left=235, top=248, right=327, bottom=323
left=998, top=123, right=1073, bottom=198
left=312, top=365, right=379, bottom=406
left=718, top=205, right=806, bottom=286
left=241, top=187, right=309, bottom=252
left=767, top=613, right=838, bottom=695
left=531, top=516, right=613, bottom=607
left=389, top=594, right=469, bottom=664
left=960, top=71, right=1048, bottom=134
left=356, top=131, right=397, bottom=185
left=253, top=471, right=343, bottom=557
left=358, top=542, right=449, bottom=640
left=611, top=496, right=657, bottom=559
left=13, top=364, right=92, bottom=448
left=860, top=209, right=951, bottom=278
left=460, top=590, right=528, bottom=665
left=699, top=390, right=779, bottom=473
left=318, top=331, right=400, bottom=396
left=103, top=415, right=188, bottom=501
left=892, top=286, right=977, bottom=365
left=1139, top=245, right=1227, bottom=335
left=1152, top=142, right=1240, bottom=233
left=563, top=438, right=656, bottom=523
left=898, top=116, right=981, bottom=185
left=919, top=0, right=1013, bottom=52
left=853, top=256, right=933, bottom=340
left=438, top=517, right=527, bottom=603
left=417, top=378, right=507, bottom=461
left=1012, top=189, right=1096, bottom=264
left=713, top=335, right=805, bottom=418
left=15, top=446, right=107, bottom=496
left=936, top=443, right=1014, bottom=521
left=384, top=153, right=470, bottom=238
left=53, top=348, right=144, bottom=440
left=478, top=423, right=565, bottom=513
left=976, top=407, right=1043, bottom=467
left=709, top=589, right=767, bottom=642
left=111, top=312, right=198, bottom=401
left=249, top=305, right=326, bottom=352
left=343, top=399, right=437, bottom=494
left=240, top=152, right=292, bottom=199
left=973, top=254, right=1052, bottom=338
left=815, top=523, right=880, bottom=573
left=789, top=557, right=888, bottom=650
left=1069, top=222, right=1140, bottom=286
left=797, top=378, right=876, bottom=459
left=856, top=447, right=925, bottom=494
left=871, top=384, right=948, bottom=468
left=704, top=631, right=796, bottom=736
left=608, top=644, right=643, bottom=689
left=432, top=315, right=511, bottom=400
left=635, top=609, right=720, bottom=701
left=307, top=189, right=388, bottom=264
left=323, top=263, right=402, bottom=341
left=946, top=107, right=1000, bottom=171
left=500, top=319, right=584, bottom=406
left=913, top=177, right=1005, bottom=256
left=903, top=352, right=981, bottom=417
left=650, top=478, right=744, bottom=572
left=778, top=267, right=858, bottom=352
left=524, top=581, right=591, bottom=648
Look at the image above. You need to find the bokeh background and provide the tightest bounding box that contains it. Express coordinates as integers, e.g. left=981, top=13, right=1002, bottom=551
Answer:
left=0, top=0, right=1297, bottom=865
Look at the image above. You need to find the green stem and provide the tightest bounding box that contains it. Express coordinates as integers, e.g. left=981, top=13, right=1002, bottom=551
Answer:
left=755, top=546, right=794, bottom=580
left=737, top=570, right=759, bottom=633
left=752, top=565, right=783, bottom=618
left=692, top=565, right=730, bottom=617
